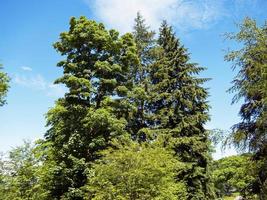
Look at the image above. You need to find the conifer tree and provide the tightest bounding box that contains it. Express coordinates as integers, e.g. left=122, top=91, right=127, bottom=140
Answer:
left=127, top=13, right=156, bottom=139
left=225, top=18, right=267, bottom=199
left=132, top=12, right=155, bottom=78
left=150, top=21, right=214, bottom=199
left=43, top=16, right=138, bottom=199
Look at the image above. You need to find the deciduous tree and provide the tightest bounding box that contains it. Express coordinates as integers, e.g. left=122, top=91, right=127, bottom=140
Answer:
left=44, top=16, right=138, bottom=199
left=87, top=138, right=187, bottom=200
left=0, top=64, right=9, bottom=106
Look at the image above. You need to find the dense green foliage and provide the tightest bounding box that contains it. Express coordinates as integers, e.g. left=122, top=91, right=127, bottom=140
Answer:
left=39, top=15, right=214, bottom=199
left=127, top=12, right=155, bottom=139
left=43, top=16, right=139, bottom=199
left=0, top=64, right=10, bottom=106
left=225, top=18, right=267, bottom=199
left=3, top=15, right=266, bottom=200
left=87, top=139, right=188, bottom=200
left=150, top=21, right=214, bottom=199
left=212, top=154, right=255, bottom=198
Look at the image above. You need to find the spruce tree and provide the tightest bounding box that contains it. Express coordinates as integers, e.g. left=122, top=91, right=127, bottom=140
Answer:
left=132, top=12, right=155, bottom=77
left=43, top=16, right=138, bottom=199
left=150, top=21, right=214, bottom=199
left=127, top=13, right=156, bottom=139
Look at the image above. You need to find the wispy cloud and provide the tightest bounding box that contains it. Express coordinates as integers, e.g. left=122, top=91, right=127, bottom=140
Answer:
left=21, top=66, right=33, bottom=71
left=47, top=83, right=67, bottom=98
left=86, top=0, right=267, bottom=33
left=14, top=74, right=46, bottom=90
left=14, top=74, right=66, bottom=98
left=87, top=0, right=227, bottom=33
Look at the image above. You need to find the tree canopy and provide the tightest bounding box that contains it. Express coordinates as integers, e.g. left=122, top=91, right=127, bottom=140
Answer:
left=225, top=17, right=267, bottom=200
left=212, top=154, right=255, bottom=198
left=87, top=139, right=188, bottom=200
left=2, top=14, right=266, bottom=200
left=39, top=15, right=215, bottom=199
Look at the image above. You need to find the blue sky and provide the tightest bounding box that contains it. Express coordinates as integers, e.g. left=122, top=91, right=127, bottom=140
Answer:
left=0, top=0, right=266, bottom=159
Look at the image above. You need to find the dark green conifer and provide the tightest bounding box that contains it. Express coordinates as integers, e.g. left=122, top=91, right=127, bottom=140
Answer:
left=128, top=13, right=156, bottom=140
left=150, top=21, right=214, bottom=199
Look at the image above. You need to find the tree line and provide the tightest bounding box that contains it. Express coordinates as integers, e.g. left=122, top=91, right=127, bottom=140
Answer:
left=0, top=14, right=266, bottom=200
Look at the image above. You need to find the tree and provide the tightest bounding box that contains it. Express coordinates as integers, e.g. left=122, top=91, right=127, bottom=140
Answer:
left=43, top=16, right=138, bottom=199
left=0, top=141, right=45, bottom=200
left=225, top=17, right=267, bottom=199
left=41, top=15, right=216, bottom=200
left=126, top=12, right=156, bottom=139
left=130, top=16, right=215, bottom=199
left=148, top=21, right=215, bottom=199
left=212, top=154, right=255, bottom=198
left=0, top=64, right=10, bottom=106
left=87, top=138, right=188, bottom=200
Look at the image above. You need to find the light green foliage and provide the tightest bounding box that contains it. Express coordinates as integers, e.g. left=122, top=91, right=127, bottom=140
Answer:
left=225, top=18, right=267, bottom=199
left=212, top=154, right=255, bottom=198
left=0, top=64, right=10, bottom=106
left=0, top=141, right=46, bottom=200
left=87, top=139, right=187, bottom=200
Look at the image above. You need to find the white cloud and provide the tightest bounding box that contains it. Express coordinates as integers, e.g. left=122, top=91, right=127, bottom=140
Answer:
left=14, top=74, right=46, bottom=90
left=14, top=74, right=66, bottom=98
left=21, top=66, right=33, bottom=71
left=47, top=83, right=66, bottom=98
left=87, top=0, right=227, bottom=33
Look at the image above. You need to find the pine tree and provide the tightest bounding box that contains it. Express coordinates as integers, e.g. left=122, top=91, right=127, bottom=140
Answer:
left=43, top=16, right=138, bottom=199
left=149, top=21, right=214, bottom=199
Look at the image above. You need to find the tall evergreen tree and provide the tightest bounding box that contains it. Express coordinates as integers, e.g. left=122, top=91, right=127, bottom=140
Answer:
left=43, top=16, right=138, bottom=199
left=132, top=12, right=155, bottom=79
left=127, top=13, right=156, bottom=139
left=225, top=18, right=267, bottom=199
left=149, top=21, right=214, bottom=199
